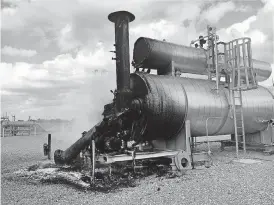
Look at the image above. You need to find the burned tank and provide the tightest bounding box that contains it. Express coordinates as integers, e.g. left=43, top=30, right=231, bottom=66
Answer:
left=54, top=10, right=274, bottom=170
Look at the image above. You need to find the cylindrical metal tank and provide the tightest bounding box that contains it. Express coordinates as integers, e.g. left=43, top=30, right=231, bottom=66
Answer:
left=130, top=73, right=274, bottom=140
left=133, top=37, right=272, bottom=82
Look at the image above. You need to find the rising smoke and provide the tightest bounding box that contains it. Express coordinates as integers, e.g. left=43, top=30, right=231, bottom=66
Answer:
left=54, top=69, right=116, bottom=145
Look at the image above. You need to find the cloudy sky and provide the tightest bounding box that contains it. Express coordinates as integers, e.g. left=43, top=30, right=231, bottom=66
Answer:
left=1, top=0, right=274, bottom=127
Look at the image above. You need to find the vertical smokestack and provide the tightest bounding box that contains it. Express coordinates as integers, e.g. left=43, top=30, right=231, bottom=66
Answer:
left=108, top=11, right=135, bottom=112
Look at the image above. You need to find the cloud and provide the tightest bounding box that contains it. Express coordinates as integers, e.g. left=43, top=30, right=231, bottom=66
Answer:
left=1, top=42, right=115, bottom=127
left=57, top=24, right=82, bottom=52
left=216, top=0, right=273, bottom=65
left=247, top=30, right=267, bottom=44
left=1, top=42, right=112, bottom=89
left=1, top=7, right=17, bottom=16
left=131, top=20, right=178, bottom=40
left=2, top=46, right=37, bottom=57
left=227, top=16, right=257, bottom=38
left=201, top=1, right=236, bottom=24
left=198, top=1, right=253, bottom=27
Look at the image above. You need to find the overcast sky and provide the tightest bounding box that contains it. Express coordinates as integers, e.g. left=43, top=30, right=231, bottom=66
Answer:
left=1, top=0, right=274, bottom=127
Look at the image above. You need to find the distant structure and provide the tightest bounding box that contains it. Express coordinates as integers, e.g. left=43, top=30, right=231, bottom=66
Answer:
left=1, top=114, right=73, bottom=137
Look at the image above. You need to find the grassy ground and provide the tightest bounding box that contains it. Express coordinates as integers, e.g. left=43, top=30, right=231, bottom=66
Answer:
left=1, top=134, right=274, bottom=205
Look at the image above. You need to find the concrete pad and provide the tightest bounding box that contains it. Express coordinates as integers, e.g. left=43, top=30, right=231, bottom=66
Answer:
left=233, top=159, right=262, bottom=164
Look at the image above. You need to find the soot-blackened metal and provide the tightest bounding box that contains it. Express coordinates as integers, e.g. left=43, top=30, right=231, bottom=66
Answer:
left=108, top=11, right=135, bottom=111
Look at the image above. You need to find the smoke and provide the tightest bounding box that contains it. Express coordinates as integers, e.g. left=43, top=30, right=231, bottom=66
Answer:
left=51, top=69, right=116, bottom=146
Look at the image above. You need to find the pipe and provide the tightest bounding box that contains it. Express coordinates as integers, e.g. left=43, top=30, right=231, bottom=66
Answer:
left=48, top=134, right=51, bottom=160
left=205, top=117, right=222, bottom=155
left=54, top=122, right=100, bottom=165
left=92, top=140, right=95, bottom=183
left=108, top=11, right=135, bottom=111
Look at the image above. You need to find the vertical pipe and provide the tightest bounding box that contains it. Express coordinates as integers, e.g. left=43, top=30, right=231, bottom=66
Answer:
left=92, top=140, right=95, bottom=183
left=240, top=92, right=246, bottom=154
left=2, top=128, right=5, bottom=138
left=34, top=126, right=36, bottom=136
left=232, top=91, right=239, bottom=158
left=243, top=44, right=250, bottom=88
left=236, top=40, right=241, bottom=89
left=185, top=120, right=191, bottom=154
left=48, top=134, right=51, bottom=160
left=247, top=39, right=257, bottom=87
left=231, top=43, right=235, bottom=89
left=214, top=34, right=219, bottom=93
left=108, top=11, right=135, bottom=112
left=185, top=120, right=194, bottom=169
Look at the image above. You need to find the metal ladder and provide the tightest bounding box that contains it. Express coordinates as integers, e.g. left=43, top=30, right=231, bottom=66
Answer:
left=231, top=89, right=246, bottom=157
left=225, top=38, right=258, bottom=157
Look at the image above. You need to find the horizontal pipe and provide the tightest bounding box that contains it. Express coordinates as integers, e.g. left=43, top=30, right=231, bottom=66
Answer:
left=54, top=122, right=100, bottom=165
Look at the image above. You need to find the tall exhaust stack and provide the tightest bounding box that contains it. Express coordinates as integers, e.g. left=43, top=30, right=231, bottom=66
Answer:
left=108, top=11, right=135, bottom=112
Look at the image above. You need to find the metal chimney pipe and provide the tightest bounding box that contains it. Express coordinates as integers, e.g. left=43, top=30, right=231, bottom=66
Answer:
left=108, top=11, right=135, bottom=112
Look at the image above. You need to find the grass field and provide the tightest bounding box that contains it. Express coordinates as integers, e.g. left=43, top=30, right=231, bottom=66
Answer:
left=1, top=134, right=274, bottom=205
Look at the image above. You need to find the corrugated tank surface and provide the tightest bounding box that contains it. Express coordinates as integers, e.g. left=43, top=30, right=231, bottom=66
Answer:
left=130, top=73, right=274, bottom=139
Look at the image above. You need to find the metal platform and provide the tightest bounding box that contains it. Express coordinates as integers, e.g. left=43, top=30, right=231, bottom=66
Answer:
left=96, top=149, right=212, bottom=171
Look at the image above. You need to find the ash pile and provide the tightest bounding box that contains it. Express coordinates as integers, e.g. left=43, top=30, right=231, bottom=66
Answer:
left=13, top=157, right=180, bottom=193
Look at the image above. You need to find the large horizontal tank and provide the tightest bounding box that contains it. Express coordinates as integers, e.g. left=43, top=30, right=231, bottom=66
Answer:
left=130, top=73, right=274, bottom=141
left=133, top=37, right=272, bottom=82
